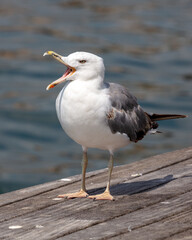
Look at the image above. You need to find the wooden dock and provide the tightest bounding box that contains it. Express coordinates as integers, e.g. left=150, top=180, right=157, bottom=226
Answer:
left=0, top=147, right=192, bottom=240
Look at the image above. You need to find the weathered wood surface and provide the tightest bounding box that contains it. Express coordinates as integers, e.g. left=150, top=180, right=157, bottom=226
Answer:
left=0, top=147, right=192, bottom=240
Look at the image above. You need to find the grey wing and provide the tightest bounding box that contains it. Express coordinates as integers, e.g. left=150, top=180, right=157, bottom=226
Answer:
left=106, top=83, right=153, bottom=142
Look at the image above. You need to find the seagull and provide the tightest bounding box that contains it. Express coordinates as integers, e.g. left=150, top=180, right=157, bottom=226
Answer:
left=44, top=51, right=186, bottom=200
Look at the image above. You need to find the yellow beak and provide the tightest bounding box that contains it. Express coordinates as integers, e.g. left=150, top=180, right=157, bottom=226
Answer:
left=43, top=51, right=76, bottom=90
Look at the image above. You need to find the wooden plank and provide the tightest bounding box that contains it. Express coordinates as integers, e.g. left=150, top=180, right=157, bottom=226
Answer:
left=0, top=154, right=191, bottom=224
left=110, top=210, right=192, bottom=240
left=1, top=177, right=191, bottom=240
left=0, top=147, right=191, bottom=207
left=0, top=157, right=191, bottom=239
left=164, top=229, right=192, bottom=240
left=61, top=191, right=192, bottom=240
left=0, top=168, right=105, bottom=207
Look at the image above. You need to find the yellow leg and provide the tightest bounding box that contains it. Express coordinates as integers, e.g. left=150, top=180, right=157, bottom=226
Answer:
left=89, top=153, right=114, bottom=201
left=58, top=151, right=89, bottom=199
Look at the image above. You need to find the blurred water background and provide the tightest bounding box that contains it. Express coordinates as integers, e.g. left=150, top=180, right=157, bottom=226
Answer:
left=0, top=0, right=191, bottom=194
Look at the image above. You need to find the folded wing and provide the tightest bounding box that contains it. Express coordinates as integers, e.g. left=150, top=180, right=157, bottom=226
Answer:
left=106, top=83, right=186, bottom=143
left=106, top=83, right=154, bottom=142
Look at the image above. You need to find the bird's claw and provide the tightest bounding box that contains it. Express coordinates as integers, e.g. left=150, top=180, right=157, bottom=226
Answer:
left=58, top=189, right=88, bottom=199
left=88, top=190, right=114, bottom=201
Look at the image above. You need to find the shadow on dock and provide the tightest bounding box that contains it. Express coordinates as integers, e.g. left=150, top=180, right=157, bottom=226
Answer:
left=88, top=174, right=175, bottom=196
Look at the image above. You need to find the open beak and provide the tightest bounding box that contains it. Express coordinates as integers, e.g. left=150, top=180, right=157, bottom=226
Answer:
left=43, top=51, right=76, bottom=90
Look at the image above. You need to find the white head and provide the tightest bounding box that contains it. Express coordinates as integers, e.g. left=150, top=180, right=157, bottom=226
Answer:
left=44, top=51, right=105, bottom=90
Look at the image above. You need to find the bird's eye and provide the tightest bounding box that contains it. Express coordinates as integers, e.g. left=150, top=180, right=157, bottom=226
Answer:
left=79, top=60, right=86, bottom=64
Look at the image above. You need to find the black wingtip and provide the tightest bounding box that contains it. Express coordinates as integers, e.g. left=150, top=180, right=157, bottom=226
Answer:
left=147, top=113, right=187, bottom=121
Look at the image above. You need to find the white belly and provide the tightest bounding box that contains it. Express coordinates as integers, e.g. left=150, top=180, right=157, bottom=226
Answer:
left=56, top=81, right=130, bottom=151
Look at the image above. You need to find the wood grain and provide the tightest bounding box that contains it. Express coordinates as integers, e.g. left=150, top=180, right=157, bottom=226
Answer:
left=0, top=147, right=192, bottom=240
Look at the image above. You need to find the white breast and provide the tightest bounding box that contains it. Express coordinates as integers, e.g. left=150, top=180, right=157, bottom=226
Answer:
left=56, top=80, right=130, bottom=151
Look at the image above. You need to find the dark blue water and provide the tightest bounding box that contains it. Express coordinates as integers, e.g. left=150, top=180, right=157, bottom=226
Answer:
left=0, top=0, right=191, bottom=193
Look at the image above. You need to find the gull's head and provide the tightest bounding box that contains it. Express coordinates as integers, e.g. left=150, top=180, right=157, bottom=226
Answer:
left=44, top=51, right=105, bottom=90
